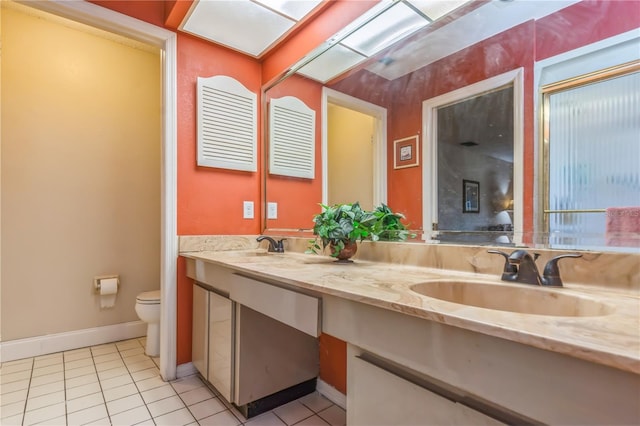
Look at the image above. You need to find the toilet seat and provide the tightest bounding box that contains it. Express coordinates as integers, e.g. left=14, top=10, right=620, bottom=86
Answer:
left=136, top=290, right=160, bottom=305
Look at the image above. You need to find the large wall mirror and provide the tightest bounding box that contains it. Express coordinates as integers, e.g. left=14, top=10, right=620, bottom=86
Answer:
left=263, top=0, right=640, bottom=253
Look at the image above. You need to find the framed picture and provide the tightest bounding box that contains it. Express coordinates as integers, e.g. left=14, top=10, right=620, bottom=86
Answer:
left=393, top=135, right=419, bottom=169
left=463, top=179, right=480, bottom=213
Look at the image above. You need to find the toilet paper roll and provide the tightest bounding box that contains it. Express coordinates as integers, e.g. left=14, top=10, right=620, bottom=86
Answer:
left=99, top=278, right=118, bottom=308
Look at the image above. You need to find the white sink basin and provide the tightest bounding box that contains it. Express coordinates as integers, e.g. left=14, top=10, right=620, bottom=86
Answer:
left=410, top=280, right=614, bottom=317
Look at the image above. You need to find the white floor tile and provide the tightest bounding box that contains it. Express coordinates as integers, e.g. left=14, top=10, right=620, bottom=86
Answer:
left=293, top=415, right=330, bottom=426
left=33, top=354, right=63, bottom=368
left=65, top=357, right=94, bottom=371
left=199, top=409, right=242, bottom=426
left=0, top=369, right=31, bottom=384
left=188, top=397, right=226, bottom=420
left=140, top=384, right=176, bottom=404
left=127, top=359, right=156, bottom=373
left=273, top=401, right=314, bottom=426
left=130, top=367, right=159, bottom=382
left=1, top=379, right=30, bottom=395
left=25, top=390, right=65, bottom=412
left=179, top=386, right=215, bottom=406
left=136, top=375, right=166, bottom=392
left=134, top=420, right=156, bottom=426
left=1, top=360, right=33, bottom=375
left=66, top=391, right=105, bottom=414
left=66, top=381, right=102, bottom=401
left=64, top=347, right=92, bottom=358
left=91, top=344, right=118, bottom=356
left=317, top=405, right=345, bottom=426
left=171, top=375, right=204, bottom=394
left=102, top=383, right=139, bottom=402
left=0, top=388, right=28, bottom=406
left=116, top=339, right=143, bottom=351
left=27, top=363, right=60, bottom=378
left=298, top=392, right=333, bottom=413
left=1, top=358, right=33, bottom=368
left=65, top=364, right=96, bottom=379
left=29, top=372, right=64, bottom=388
left=67, top=403, right=108, bottom=426
left=64, top=349, right=93, bottom=362
left=120, top=347, right=145, bottom=358
left=245, top=411, right=287, bottom=426
left=84, top=417, right=112, bottom=426
left=0, top=401, right=27, bottom=419
left=98, top=366, right=129, bottom=381
left=26, top=381, right=64, bottom=398
left=93, top=351, right=122, bottom=364
left=22, top=401, right=65, bottom=426
left=34, top=414, right=66, bottom=425
left=65, top=372, right=98, bottom=389
left=100, top=373, right=133, bottom=390
left=153, top=407, right=196, bottom=426
left=0, top=413, right=23, bottom=425
left=109, top=405, right=152, bottom=426
left=123, top=354, right=149, bottom=365
left=147, top=394, right=186, bottom=417
left=106, top=393, right=145, bottom=416
left=95, top=359, right=125, bottom=372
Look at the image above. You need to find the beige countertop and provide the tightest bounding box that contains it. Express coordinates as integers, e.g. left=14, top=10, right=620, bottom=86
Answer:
left=180, top=249, right=640, bottom=375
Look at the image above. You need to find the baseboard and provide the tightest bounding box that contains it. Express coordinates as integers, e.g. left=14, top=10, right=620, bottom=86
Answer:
left=176, top=362, right=197, bottom=379
left=316, top=378, right=346, bottom=409
left=0, top=321, right=147, bottom=362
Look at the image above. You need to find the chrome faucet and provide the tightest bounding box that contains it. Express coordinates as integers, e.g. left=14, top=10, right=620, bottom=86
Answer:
left=489, top=249, right=581, bottom=287
left=256, top=236, right=285, bottom=253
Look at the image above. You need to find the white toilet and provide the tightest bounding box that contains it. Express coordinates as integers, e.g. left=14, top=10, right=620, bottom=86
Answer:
left=135, top=290, right=161, bottom=357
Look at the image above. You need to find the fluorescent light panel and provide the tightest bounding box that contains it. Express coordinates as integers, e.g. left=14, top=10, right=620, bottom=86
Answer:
left=409, top=0, right=470, bottom=21
left=253, top=0, right=323, bottom=20
left=297, top=44, right=367, bottom=83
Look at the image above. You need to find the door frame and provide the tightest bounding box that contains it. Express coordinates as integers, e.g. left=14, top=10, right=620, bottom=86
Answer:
left=421, top=68, right=524, bottom=244
left=20, top=0, right=179, bottom=380
left=321, top=87, right=388, bottom=207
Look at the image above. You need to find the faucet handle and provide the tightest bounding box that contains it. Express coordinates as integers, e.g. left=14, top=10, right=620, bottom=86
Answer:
left=542, top=253, right=582, bottom=287
left=488, top=250, right=518, bottom=279
left=275, top=238, right=286, bottom=253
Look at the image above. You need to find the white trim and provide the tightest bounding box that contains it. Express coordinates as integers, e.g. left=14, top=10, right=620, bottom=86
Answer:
left=316, top=378, right=347, bottom=409
left=176, top=362, right=198, bottom=379
left=18, top=1, right=178, bottom=381
left=0, top=321, right=146, bottom=363
left=321, top=87, right=387, bottom=207
left=421, top=68, right=524, bottom=244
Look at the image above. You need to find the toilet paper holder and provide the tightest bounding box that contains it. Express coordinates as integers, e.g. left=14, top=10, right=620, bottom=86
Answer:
left=94, top=275, right=119, bottom=292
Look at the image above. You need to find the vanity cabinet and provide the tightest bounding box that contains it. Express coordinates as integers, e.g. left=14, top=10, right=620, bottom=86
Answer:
left=192, top=283, right=209, bottom=378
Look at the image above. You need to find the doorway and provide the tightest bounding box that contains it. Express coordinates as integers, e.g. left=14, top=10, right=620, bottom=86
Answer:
left=322, top=88, right=387, bottom=209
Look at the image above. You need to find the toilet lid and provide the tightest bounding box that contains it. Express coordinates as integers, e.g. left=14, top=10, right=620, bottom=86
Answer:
left=137, top=290, right=160, bottom=304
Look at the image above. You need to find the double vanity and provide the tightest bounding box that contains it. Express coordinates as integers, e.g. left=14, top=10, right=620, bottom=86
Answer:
left=181, top=236, right=640, bottom=425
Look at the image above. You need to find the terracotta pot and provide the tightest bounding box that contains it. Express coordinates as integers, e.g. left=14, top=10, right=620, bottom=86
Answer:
left=332, top=240, right=358, bottom=263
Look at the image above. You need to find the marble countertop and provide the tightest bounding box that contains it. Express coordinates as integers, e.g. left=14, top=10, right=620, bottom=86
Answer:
left=181, top=249, right=640, bottom=375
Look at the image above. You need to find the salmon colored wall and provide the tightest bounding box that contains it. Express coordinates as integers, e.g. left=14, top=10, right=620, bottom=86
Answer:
left=265, top=74, right=324, bottom=230
left=535, top=0, right=640, bottom=61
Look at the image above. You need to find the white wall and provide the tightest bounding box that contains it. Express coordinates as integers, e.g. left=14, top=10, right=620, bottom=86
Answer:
left=1, top=5, right=161, bottom=341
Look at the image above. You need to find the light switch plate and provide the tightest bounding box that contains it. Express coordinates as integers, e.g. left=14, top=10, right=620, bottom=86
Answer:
left=243, top=201, right=254, bottom=219
left=267, top=202, right=278, bottom=219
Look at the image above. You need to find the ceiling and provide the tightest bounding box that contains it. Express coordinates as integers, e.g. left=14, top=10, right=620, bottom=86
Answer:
left=180, top=0, right=326, bottom=58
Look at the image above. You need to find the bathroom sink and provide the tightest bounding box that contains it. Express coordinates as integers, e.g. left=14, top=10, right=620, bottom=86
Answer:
left=410, top=280, right=614, bottom=317
left=217, top=250, right=270, bottom=257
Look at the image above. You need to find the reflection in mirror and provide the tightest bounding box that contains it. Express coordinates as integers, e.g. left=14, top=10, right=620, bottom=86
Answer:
left=264, top=0, right=640, bottom=252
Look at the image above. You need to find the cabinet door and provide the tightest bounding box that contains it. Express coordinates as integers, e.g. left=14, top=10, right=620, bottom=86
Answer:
left=208, top=291, right=234, bottom=403
left=192, top=284, right=209, bottom=377
left=349, top=355, right=505, bottom=426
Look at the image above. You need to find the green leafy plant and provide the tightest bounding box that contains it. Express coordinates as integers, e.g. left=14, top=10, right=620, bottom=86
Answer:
left=306, top=202, right=411, bottom=257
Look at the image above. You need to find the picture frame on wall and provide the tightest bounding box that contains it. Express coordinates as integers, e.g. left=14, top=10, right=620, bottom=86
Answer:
left=393, top=135, right=419, bottom=169
left=463, top=179, right=480, bottom=213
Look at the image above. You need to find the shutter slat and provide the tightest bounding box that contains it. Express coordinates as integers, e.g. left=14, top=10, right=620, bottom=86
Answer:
left=197, top=76, right=257, bottom=171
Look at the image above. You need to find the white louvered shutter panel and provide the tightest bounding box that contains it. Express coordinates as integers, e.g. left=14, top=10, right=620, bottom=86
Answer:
left=197, top=76, right=257, bottom=172
left=269, top=96, right=316, bottom=179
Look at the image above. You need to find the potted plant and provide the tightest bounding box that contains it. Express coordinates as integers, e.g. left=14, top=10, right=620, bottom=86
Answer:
left=307, top=202, right=411, bottom=262
left=307, top=202, right=377, bottom=262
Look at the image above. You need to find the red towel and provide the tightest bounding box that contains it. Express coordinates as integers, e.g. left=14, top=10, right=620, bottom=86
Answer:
left=606, top=207, right=640, bottom=247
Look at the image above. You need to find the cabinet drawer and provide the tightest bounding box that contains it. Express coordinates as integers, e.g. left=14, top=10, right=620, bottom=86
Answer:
left=229, top=274, right=320, bottom=337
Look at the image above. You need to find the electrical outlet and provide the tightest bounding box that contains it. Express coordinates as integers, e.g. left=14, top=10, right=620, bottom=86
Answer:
left=267, top=202, right=278, bottom=219
left=243, top=201, right=254, bottom=219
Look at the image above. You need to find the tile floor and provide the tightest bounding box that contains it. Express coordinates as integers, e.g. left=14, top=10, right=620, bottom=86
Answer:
left=0, top=338, right=345, bottom=426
